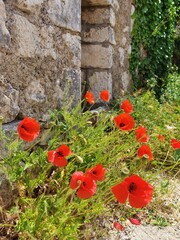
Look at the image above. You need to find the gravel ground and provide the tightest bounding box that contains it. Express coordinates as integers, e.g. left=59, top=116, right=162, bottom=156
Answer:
left=106, top=225, right=180, bottom=240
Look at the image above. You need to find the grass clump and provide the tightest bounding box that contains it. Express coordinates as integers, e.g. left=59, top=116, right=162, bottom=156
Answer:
left=0, top=91, right=179, bottom=239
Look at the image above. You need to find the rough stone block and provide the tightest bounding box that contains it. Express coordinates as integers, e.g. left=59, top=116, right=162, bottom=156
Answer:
left=13, top=0, right=44, bottom=14
left=62, top=33, right=81, bottom=67
left=47, top=0, right=81, bottom=32
left=82, top=26, right=116, bottom=45
left=81, top=44, right=113, bottom=69
left=82, top=0, right=119, bottom=10
left=0, top=172, right=13, bottom=209
left=12, top=14, right=56, bottom=59
left=0, top=0, right=11, bottom=48
left=13, top=14, right=40, bottom=58
left=0, top=22, right=11, bottom=48
left=87, top=71, right=112, bottom=100
left=82, top=8, right=115, bottom=27
left=0, top=0, right=6, bottom=20
left=81, top=69, right=87, bottom=94
left=0, top=77, right=20, bottom=124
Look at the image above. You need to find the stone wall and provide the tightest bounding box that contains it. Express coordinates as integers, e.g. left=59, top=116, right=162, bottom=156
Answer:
left=0, top=0, right=81, bottom=123
left=0, top=0, right=133, bottom=123
left=112, top=0, right=133, bottom=98
left=81, top=0, right=133, bottom=101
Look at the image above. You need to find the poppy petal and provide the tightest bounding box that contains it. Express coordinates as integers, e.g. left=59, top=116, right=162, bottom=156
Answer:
left=129, top=194, right=152, bottom=208
left=121, top=99, right=133, bottom=114
left=84, top=91, right=95, bottom=104
left=111, top=181, right=128, bottom=204
left=85, top=164, right=106, bottom=181
left=138, top=145, right=153, bottom=160
left=129, top=217, right=141, bottom=225
left=48, top=150, right=56, bottom=163
left=158, top=134, right=164, bottom=142
left=70, top=171, right=84, bottom=189
left=100, top=90, right=110, bottom=102
left=113, top=221, right=124, bottom=231
left=135, top=126, right=150, bottom=143
left=56, top=144, right=72, bottom=157
left=114, top=113, right=135, bottom=131
left=17, top=116, right=40, bottom=142
left=171, top=139, right=180, bottom=149
left=53, top=157, right=68, bottom=167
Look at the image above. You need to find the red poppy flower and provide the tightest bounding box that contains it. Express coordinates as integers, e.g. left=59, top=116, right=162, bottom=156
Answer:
left=129, top=217, right=141, bottom=225
left=17, top=116, right=40, bottom=142
left=121, top=99, right=133, bottom=114
left=85, top=164, right=106, bottom=182
left=111, top=175, right=154, bottom=208
left=171, top=139, right=180, bottom=150
left=113, top=221, right=124, bottom=231
left=70, top=171, right=97, bottom=199
left=114, top=113, right=135, bottom=131
left=100, top=89, right=109, bottom=102
left=84, top=91, right=95, bottom=104
left=135, top=126, right=150, bottom=143
left=138, top=145, right=153, bottom=160
left=158, top=134, right=164, bottom=142
left=48, top=144, right=72, bottom=167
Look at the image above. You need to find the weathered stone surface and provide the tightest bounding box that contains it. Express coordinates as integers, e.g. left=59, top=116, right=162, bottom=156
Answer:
left=24, top=80, right=46, bottom=105
left=12, top=14, right=40, bottom=58
left=82, top=44, right=113, bottom=69
left=82, top=0, right=119, bottom=10
left=112, top=0, right=133, bottom=97
left=0, top=77, right=20, bottom=123
left=57, top=68, right=81, bottom=108
left=0, top=172, right=13, bottom=209
left=0, top=0, right=11, bottom=49
left=12, top=15, right=57, bottom=59
left=62, top=33, right=81, bottom=67
left=82, top=8, right=116, bottom=27
left=13, top=0, right=44, bottom=14
left=87, top=71, right=112, bottom=100
left=0, top=21, right=11, bottom=48
left=0, top=0, right=6, bottom=20
left=47, top=0, right=81, bottom=32
left=82, top=26, right=116, bottom=45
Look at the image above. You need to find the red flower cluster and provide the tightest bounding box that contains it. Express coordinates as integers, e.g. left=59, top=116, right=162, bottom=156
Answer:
left=84, top=89, right=110, bottom=104
left=48, top=144, right=73, bottom=167
left=70, top=164, right=106, bottom=199
left=136, top=126, right=150, bottom=143
left=114, top=113, right=135, bottom=131
left=171, top=138, right=180, bottom=149
left=121, top=99, right=133, bottom=114
left=135, top=125, right=153, bottom=161
left=17, top=116, right=40, bottom=142
left=111, top=175, right=154, bottom=208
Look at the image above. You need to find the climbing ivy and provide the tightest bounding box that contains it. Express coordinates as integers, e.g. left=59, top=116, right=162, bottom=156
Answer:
left=130, top=0, right=179, bottom=98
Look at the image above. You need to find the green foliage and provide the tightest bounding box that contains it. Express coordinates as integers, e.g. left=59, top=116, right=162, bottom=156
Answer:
left=1, top=93, right=180, bottom=239
left=160, top=72, right=180, bottom=102
left=130, top=0, right=179, bottom=98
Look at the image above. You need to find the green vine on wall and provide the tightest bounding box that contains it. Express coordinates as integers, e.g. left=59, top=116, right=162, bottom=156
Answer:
left=130, top=0, right=179, bottom=99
